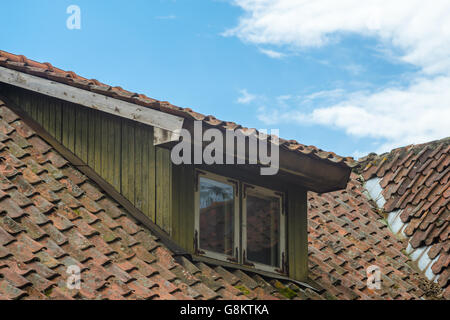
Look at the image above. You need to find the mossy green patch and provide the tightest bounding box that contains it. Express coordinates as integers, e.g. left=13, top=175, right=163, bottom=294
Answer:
left=43, top=287, right=53, bottom=297
left=234, top=285, right=251, bottom=296
left=272, top=280, right=298, bottom=299
left=277, top=287, right=298, bottom=300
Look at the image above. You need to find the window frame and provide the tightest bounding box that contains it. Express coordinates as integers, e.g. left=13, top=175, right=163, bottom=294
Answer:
left=194, top=170, right=240, bottom=263
left=242, top=183, right=286, bottom=273
left=194, top=170, right=287, bottom=274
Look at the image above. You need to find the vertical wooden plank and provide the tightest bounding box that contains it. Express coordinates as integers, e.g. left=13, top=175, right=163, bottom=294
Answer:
left=172, top=164, right=195, bottom=252
left=100, top=114, right=109, bottom=182
left=36, top=94, right=44, bottom=128
left=94, top=110, right=102, bottom=175
left=31, top=92, right=38, bottom=122
left=156, top=148, right=164, bottom=230
left=112, top=115, right=122, bottom=192
left=128, top=122, right=136, bottom=206
left=42, top=97, right=50, bottom=134
left=55, top=100, right=62, bottom=142
left=106, top=114, right=115, bottom=186
left=134, top=124, right=143, bottom=211
left=183, top=165, right=195, bottom=252
left=171, top=164, right=180, bottom=243
left=49, top=99, right=56, bottom=137
left=162, top=149, right=172, bottom=235
left=87, top=108, right=95, bottom=168
left=288, top=186, right=308, bottom=281
left=297, top=189, right=308, bottom=281
left=148, top=127, right=156, bottom=222
left=288, top=186, right=297, bottom=280
left=83, top=108, right=90, bottom=163
left=61, top=101, right=69, bottom=148
left=140, top=125, right=149, bottom=217
left=74, top=106, right=81, bottom=159
left=121, top=119, right=129, bottom=198
left=78, top=107, right=88, bottom=163
left=67, top=103, right=76, bottom=153
left=177, top=165, right=185, bottom=247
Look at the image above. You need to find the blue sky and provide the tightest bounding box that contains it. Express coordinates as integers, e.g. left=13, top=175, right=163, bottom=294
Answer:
left=1, top=0, right=449, bottom=158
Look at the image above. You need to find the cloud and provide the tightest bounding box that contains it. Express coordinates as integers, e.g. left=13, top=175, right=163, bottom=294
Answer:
left=155, top=15, right=176, bottom=20
left=226, top=0, right=450, bottom=153
left=237, top=89, right=257, bottom=104
left=256, top=77, right=450, bottom=153
left=309, top=77, right=450, bottom=152
left=227, top=0, right=450, bottom=74
left=342, top=64, right=365, bottom=76
left=258, top=48, right=285, bottom=59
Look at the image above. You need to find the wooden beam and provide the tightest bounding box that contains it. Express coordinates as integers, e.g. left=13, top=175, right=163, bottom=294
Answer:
left=0, top=66, right=184, bottom=133
left=153, top=127, right=181, bottom=145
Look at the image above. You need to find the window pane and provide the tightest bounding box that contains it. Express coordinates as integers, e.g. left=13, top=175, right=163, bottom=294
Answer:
left=199, top=177, right=235, bottom=256
left=246, top=194, right=280, bottom=267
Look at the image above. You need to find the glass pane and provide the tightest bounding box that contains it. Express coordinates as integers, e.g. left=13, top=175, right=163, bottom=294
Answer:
left=199, top=177, right=235, bottom=256
left=246, top=193, right=280, bottom=267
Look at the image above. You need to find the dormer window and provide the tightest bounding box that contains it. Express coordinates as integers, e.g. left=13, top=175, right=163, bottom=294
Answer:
left=194, top=170, right=286, bottom=273
left=195, top=172, right=240, bottom=262
left=243, top=185, right=285, bottom=272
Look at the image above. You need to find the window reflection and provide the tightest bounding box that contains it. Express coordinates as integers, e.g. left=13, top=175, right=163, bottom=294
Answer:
left=246, top=194, right=280, bottom=267
left=199, top=177, right=235, bottom=256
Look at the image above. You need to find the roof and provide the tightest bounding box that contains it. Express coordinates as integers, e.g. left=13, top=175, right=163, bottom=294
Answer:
left=0, top=48, right=446, bottom=300
left=307, top=172, right=443, bottom=299
left=0, top=98, right=441, bottom=300
left=360, top=139, right=449, bottom=299
left=0, top=50, right=356, bottom=170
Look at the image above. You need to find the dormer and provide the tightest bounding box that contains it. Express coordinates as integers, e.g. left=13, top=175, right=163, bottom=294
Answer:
left=0, top=53, right=355, bottom=283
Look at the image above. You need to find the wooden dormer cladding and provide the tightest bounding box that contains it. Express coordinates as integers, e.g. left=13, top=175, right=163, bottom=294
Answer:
left=1, top=84, right=174, bottom=234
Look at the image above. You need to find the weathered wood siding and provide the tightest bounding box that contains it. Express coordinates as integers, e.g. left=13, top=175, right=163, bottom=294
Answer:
left=3, top=85, right=174, bottom=234
left=171, top=164, right=196, bottom=253
left=287, top=187, right=308, bottom=281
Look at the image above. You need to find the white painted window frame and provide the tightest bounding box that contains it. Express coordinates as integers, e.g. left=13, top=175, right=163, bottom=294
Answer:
left=242, top=184, right=286, bottom=273
left=194, top=170, right=240, bottom=263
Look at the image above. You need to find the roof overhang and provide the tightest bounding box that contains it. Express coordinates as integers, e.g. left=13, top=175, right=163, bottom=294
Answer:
left=163, top=119, right=352, bottom=193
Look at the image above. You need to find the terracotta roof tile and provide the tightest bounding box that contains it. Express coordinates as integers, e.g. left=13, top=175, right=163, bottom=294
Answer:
left=307, top=173, right=442, bottom=299
left=361, top=138, right=449, bottom=296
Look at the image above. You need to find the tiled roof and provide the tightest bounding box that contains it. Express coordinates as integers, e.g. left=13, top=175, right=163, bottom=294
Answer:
left=1, top=97, right=441, bottom=300
left=360, top=139, right=449, bottom=299
left=307, top=173, right=442, bottom=300
left=0, top=50, right=356, bottom=169
left=1, top=96, right=440, bottom=300
left=0, top=99, right=316, bottom=300
left=0, top=49, right=446, bottom=300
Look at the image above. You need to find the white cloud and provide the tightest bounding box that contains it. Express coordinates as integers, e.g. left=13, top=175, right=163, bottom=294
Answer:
left=309, top=77, right=450, bottom=152
left=227, top=0, right=450, bottom=74
left=155, top=14, right=176, bottom=20
left=226, top=0, right=450, bottom=153
left=258, top=48, right=285, bottom=59
left=237, top=89, right=257, bottom=104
